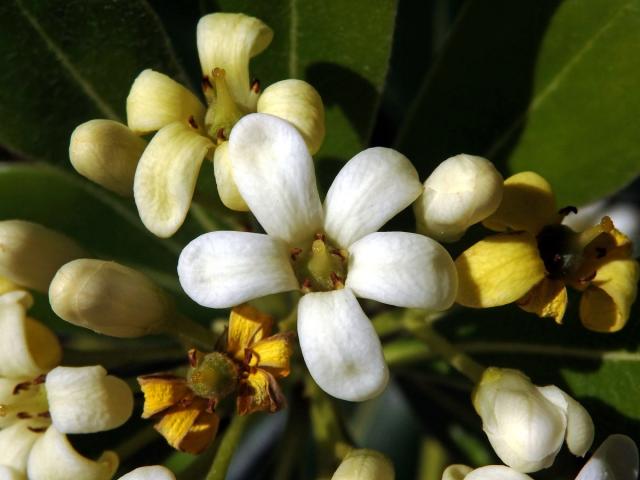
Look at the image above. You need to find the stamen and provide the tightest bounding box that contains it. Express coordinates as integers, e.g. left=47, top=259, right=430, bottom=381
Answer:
left=188, top=348, right=198, bottom=368
left=27, top=427, right=47, bottom=433
left=206, top=397, right=216, bottom=414
left=314, top=232, right=326, bottom=242
left=301, top=278, right=312, bottom=293
left=188, top=115, right=198, bottom=130
left=290, top=247, right=302, bottom=261
left=37, top=411, right=51, bottom=418
left=558, top=206, right=578, bottom=216
left=216, top=128, right=227, bottom=144
left=250, top=78, right=261, bottom=94
left=17, top=412, right=32, bottom=419
left=576, top=216, right=614, bottom=250
left=33, top=374, right=46, bottom=385
left=330, top=272, right=344, bottom=289
left=201, top=75, right=213, bottom=91
left=13, top=381, right=31, bottom=395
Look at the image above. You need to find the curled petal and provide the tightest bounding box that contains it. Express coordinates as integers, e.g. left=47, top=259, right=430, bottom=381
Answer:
left=347, top=232, right=457, bottom=310
left=154, top=398, right=219, bottom=454
left=178, top=231, right=298, bottom=308
left=580, top=258, right=639, bottom=332
left=455, top=233, right=545, bottom=308
left=237, top=369, right=286, bottom=415
left=517, top=278, right=567, bottom=324
left=465, top=466, right=534, bottom=480
left=127, top=70, right=205, bottom=135
left=483, top=172, right=558, bottom=235
left=0, top=422, right=41, bottom=474
left=117, top=466, right=176, bottom=480
left=134, top=122, right=212, bottom=238
left=69, top=120, right=146, bottom=196
left=230, top=114, right=323, bottom=245
left=27, top=427, right=118, bottom=480
left=324, top=147, right=422, bottom=248
left=213, top=141, right=249, bottom=211
left=250, top=333, right=294, bottom=377
left=0, top=220, right=87, bottom=293
left=576, top=434, right=639, bottom=480
left=258, top=79, right=325, bottom=154
left=227, top=305, right=274, bottom=361
left=331, top=449, right=395, bottom=480
left=46, top=365, right=134, bottom=434
left=197, top=13, right=273, bottom=111
left=298, top=289, right=388, bottom=401
left=137, top=374, right=191, bottom=419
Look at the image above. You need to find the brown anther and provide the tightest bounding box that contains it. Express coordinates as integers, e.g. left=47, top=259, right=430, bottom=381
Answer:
left=28, top=427, right=47, bottom=433
left=250, top=78, right=261, bottom=94
left=206, top=398, right=217, bottom=414
left=330, top=248, right=345, bottom=260
left=301, top=278, right=312, bottom=293
left=13, top=381, right=31, bottom=395
left=314, top=232, right=326, bottom=242
left=579, top=271, right=597, bottom=284
left=33, top=374, right=46, bottom=385
left=290, top=247, right=303, bottom=261
left=201, top=75, right=213, bottom=90
left=178, top=395, right=194, bottom=408
left=216, top=128, right=227, bottom=143
left=595, top=247, right=607, bottom=258
left=188, top=349, right=198, bottom=368
left=17, top=412, right=32, bottom=419
left=600, top=216, right=614, bottom=232
left=188, top=115, right=198, bottom=129
left=37, top=411, right=51, bottom=418
left=558, top=205, right=578, bottom=216
left=330, top=272, right=344, bottom=288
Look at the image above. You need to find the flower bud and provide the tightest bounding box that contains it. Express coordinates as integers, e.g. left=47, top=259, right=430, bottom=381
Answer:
left=69, top=119, right=146, bottom=196
left=186, top=350, right=238, bottom=400
left=0, top=220, right=87, bottom=293
left=331, top=449, right=395, bottom=480
left=472, top=367, right=594, bottom=473
left=415, top=155, right=503, bottom=242
left=49, top=259, right=175, bottom=337
left=117, top=466, right=176, bottom=480
left=442, top=464, right=533, bottom=480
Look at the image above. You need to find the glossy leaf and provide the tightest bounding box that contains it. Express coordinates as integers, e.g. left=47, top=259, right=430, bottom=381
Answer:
left=397, top=0, right=640, bottom=206
left=0, top=0, right=188, bottom=164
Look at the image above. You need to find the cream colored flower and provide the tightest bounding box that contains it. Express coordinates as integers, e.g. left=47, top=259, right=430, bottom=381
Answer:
left=178, top=114, right=457, bottom=401
left=0, top=290, right=133, bottom=479
left=117, top=466, right=176, bottom=480
left=70, top=13, right=325, bottom=238
left=442, top=464, right=533, bottom=480
left=472, top=367, right=594, bottom=473
left=332, top=449, right=395, bottom=480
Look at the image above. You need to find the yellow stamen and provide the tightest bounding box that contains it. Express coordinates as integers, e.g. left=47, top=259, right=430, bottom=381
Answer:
left=576, top=216, right=614, bottom=251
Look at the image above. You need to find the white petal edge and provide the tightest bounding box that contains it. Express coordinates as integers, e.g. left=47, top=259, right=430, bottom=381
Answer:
left=298, top=289, right=388, bottom=401
left=575, top=434, right=639, bottom=480
left=0, top=465, right=26, bottom=480
left=465, top=466, right=534, bottom=480
left=229, top=113, right=323, bottom=245
left=178, top=231, right=298, bottom=308
left=127, top=69, right=205, bottom=135
left=0, top=423, right=41, bottom=474
left=213, top=141, right=249, bottom=211
left=442, top=465, right=474, bottom=480
left=27, top=427, right=118, bottom=480
left=46, top=365, right=134, bottom=434
left=323, top=147, right=422, bottom=248
left=346, top=232, right=458, bottom=310
left=134, top=122, right=212, bottom=238
left=117, top=466, right=176, bottom=480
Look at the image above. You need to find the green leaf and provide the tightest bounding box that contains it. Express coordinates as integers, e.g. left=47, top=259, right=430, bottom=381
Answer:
left=204, top=0, right=398, bottom=162
left=0, top=0, right=188, bottom=164
left=397, top=0, right=640, bottom=206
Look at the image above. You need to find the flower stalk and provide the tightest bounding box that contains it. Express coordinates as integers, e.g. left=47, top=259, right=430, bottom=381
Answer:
left=205, top=413, right=251, bottom=480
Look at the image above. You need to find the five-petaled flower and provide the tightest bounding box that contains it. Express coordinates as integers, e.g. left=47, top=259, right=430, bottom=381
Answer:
left=455, top=171, right=639, bottom=332
left=178, top=113, right=458, bottom=402
left=69, top=12, right=325, bottom=238
left=138, top=305, right=292, bottom=453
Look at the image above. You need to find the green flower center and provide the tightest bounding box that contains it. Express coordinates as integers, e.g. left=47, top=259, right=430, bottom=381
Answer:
left=291, top=233, right=348, bottom=293
left=187, top=350, right=239, bottom=400
left=202, top=68, right=250, bottom=143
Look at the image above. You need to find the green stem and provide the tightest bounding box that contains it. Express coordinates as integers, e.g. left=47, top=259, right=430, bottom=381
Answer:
left=417, top=436, right=449, bottom=480
left=272, top=388, right=308, bottom=480
left=404, top=316, right=485, bottom=383
left=114, top=426, right=159, bottom=461
left=165, top=315, right=216, bottom=350
left=205, top=414, right=251, bottom=480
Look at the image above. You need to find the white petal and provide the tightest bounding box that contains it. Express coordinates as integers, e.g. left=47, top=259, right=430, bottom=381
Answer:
left=229, top=113, right=323, bottom=245
left=331, top=449, right=394, bottom=480
left=442, top=465, right=473, bottom=480
left=0, top=465, right=26, bottom=480
left=0, top=423, right=41, bottom=474
left=127, top=70, right=205, bottom=135
left=258, top=79, right=325, bottom=154
left=324, top=148, right=422, bottom=248
left=465, top=466, right=534, bottom=480
left=46, top=365, right=133, bottom=434
left=178, top=231, right=298, bottom=308
left=297, top=289, right=388, bottom=401
left=134, top=122, right=212, bottom=238
left=197, top=13, right=273, bottom=111
left=117, top=466, right=176, bottom=480
left=27, top=427, right=118, bottom=480
left=576, top=435, right=639, bottom=480
left=346, top=232, right=457, bottom=310
left=0, top=296, right=61, bottom=378
left=0, top=220, right=87, bottom=293
left=69, top=120, right=146, bottom=197
left=213, top=141, right=249, bottom=211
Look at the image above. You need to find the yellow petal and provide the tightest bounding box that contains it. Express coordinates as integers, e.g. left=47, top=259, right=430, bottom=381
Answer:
left=137, top=374, right=191, bottom=418
left=213, top=141, right=249, bottom=211
left=237, top=369, right=286, bottom=415
left=249, top=332, right=294, bottom=377
left=154, top=398, right=219, bottom=454
left=69, top=120, right=146, bottom=196
left=483, top=172, right=558, bottom=235
left=455, top=232, right=546, bottom=307
left=197, top=13, right=273, bottom=112
left=134, top=122, right=212, bottom=238
left=517, top=278, right=568, bottom=324
left=580, top=258, right=639, bottom=332
left=257, top=79, right=325, bottom=154
left=127, top=70, right=205, bottom=135
left=227, top=305, right=273, bottom=361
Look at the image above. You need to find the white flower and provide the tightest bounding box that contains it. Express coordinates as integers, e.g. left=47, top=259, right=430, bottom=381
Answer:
left=117, top=466, right=176, bottom=480
left=442, top=464, right=533, bottom=480
left=331, top=449, right=395, bottom=480
left=178, top=113, right=458, bottom=401
left=0, top=290, right=133, bottom=479
left=414, top=154, right=503, bottom=242
left=472, top=367, right=594, bottom=473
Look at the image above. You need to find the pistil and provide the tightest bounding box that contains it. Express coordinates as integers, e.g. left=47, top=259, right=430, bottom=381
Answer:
left=291, top=233, right=348, bottom=292
left=206, top=68, right=245, bottom=143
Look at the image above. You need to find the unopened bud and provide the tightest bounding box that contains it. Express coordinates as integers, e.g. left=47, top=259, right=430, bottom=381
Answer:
left=0, top=220, right=87, bottom=293
left=415, top=155, right=503, bottom=242
left=49, top=259, right=175, bottom=337
left=442, top=464, right=533, bottom=480
left=187, top=350, right=238, bottom=400
left=332, top=449, right=395, bottom=480
left=70, top=119, right=146, bottom=196
left=473, top=367, right=594, bottom=473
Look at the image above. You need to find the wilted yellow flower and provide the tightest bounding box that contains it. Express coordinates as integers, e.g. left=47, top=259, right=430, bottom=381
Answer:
left=455, top=172, right=639, bottom=332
